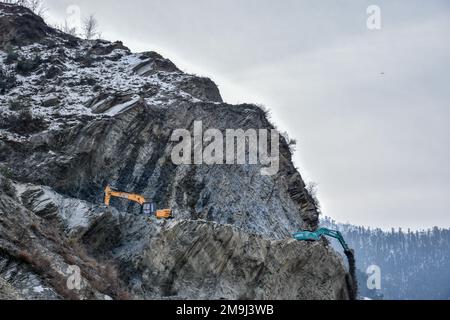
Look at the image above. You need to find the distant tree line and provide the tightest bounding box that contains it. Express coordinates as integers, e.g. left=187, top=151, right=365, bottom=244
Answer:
left=322, top=217, right=450, bottom=300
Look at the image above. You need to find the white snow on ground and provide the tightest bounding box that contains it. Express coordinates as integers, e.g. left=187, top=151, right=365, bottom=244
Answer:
left=134, top=60, right=153, bottom=76
left=14, top=182, right=103, bottom=232
left=59, top=199, right=95, bottom=230
left=91, top=97, right=111, bottom=110
left=0, top=25, right=218, bottom=143
left=105, top=96, right=141, bottom=116
left=33, top=286, right=45, bottom=293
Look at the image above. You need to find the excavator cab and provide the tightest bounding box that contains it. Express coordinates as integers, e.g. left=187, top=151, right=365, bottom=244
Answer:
left=142, top=203, right=155, bottom=216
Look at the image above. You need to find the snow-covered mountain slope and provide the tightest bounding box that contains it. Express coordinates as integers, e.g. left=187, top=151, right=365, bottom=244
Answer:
left=0, top=3, right=319, bottom=239
left=0, top=3, right=354, bottom=300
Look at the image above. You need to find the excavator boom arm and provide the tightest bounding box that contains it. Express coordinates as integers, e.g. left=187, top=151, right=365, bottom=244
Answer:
left=104, top=186, right=146, bottom=206
left=321, top=229, right=350, bottom=252
left=109, top=191, right=146, bottom=205
left=293, top=228, right=350, bottom=252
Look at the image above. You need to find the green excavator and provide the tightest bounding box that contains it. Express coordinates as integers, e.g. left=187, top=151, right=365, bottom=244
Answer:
left=293, top=227, right=358, bottom=299
left=293, top=228, right=350, bottom=252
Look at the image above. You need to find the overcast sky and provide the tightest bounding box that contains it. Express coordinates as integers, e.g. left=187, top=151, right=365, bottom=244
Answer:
left=44, top=0, right=450, bottom=230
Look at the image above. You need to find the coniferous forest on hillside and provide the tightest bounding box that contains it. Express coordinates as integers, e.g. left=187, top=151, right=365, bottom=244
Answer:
left=322, top=217, right=450, bottom=300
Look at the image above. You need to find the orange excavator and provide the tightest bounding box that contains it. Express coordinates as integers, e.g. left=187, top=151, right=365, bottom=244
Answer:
left=104, top=185, right=173, bottom=219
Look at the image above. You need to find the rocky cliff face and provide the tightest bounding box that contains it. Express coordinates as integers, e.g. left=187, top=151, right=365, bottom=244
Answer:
left=0, top=3, right=353, bottom=300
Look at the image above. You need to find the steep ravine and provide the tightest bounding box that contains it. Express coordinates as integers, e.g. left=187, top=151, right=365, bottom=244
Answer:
left=0, top=3, right=354, bottom=300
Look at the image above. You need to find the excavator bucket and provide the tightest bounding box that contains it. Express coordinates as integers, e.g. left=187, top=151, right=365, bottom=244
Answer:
left=156, top=209, right=173, bottom=219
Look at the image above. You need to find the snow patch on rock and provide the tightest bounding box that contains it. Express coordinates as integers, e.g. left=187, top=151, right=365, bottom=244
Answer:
left=14, top=182, right=104, bottom=232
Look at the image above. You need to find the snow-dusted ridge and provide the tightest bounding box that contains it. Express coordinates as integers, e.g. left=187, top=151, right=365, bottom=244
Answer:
left=1, top=4, right=353, bottom=301
left=1, top=15, right=221, bottom=140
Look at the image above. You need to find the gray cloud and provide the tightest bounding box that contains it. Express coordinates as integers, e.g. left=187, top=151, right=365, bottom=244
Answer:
left=44, top=0, right=450, bottom=230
